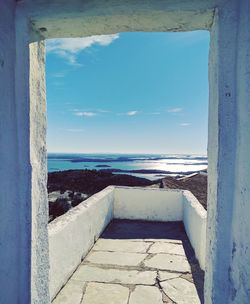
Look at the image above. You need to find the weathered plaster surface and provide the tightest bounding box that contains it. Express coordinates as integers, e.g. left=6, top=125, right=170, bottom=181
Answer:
left=206, top=0, right=250, bottom=303
left=0, top=2, right=50, bottom=303
left=26, top=0, right=217, bottom=39
left=15, top=5, right=50, bottom=303
left=0, top=1, right=25, bottom=303
left=29, top=40, right=50, bottom=304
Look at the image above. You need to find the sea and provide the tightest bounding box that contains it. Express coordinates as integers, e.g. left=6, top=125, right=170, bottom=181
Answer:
left=48, top=153, right=208, bottom=181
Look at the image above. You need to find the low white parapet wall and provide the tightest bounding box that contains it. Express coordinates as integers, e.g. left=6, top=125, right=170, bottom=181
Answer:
left=48, top=186, right=207, bottom=300
left=182, top=191, right=207, bottom=270
left=48, top=186, right=114, bottom=300
left=114, top=187, right=183, bottom=221
left=113, top=187, right=206, bottom=270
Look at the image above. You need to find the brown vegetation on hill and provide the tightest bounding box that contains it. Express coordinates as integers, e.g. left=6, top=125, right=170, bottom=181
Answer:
left=48, top=169, right=155, bottom=195
left=47, top=170, right=207, bottom=221
left=160, top=174, right=207, bottom=210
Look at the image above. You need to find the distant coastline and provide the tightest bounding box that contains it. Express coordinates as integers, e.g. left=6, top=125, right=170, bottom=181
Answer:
left=48, top=153, right=207, bottom=180
left=97, top=168, right=207, bottom=176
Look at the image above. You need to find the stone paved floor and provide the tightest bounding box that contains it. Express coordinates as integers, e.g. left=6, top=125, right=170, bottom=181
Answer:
left=52, top=220, right=204, bottom=304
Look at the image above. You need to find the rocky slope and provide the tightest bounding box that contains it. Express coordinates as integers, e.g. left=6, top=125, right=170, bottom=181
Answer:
left=48, top=169, right=155, bottom=194
left=47, top=170, right=207, bottom=222
left=160, top=173, right=207, bottom=210
left=47, top=170, right=157, bottom=221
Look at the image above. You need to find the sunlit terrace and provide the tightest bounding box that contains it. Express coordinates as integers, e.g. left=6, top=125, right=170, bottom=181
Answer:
left=49, top=187, right=206, bottom=303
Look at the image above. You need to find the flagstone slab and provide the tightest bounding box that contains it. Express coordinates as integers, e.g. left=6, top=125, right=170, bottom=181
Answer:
left=82, top=282, right=129, bottom=304
left=144, top=253, right=191, bottom=272
left=94, top=239, right=151, bottom=253
left=52, top=279, right=86, bottom=304
left=52, top=220, right=203, bottom=304
left=129, top=286, right=163, bottom=304
left=148, top=242, right=185, bottom=255
left=85, top=251, right=147, bottom=267
left=72, top=265, right=157, bottom=285
left=158, top=271, right=181, bottom=281
left=160, top=278, right=201, bottom=304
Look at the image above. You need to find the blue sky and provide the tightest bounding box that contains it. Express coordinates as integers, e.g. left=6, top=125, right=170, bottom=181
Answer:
left=46, top=31, right=209, bottom=154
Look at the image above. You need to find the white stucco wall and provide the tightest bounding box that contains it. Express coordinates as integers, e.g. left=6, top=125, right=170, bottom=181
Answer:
left=114, top=187, right=183, bottom=221
left=0, top=2, right=26, bottom=304
left=182, top=191, right=207, bottom=270
left=2, top=1, right=250, bottom=303
left=29, top=39, right=50, bottom=304
left=26, top=0, right=215, bottom=39
left=206, top=1, right=250, bottom=302
left=48, top=186, right=114, bottom=300
left=1, top=2, right=49, bottom=303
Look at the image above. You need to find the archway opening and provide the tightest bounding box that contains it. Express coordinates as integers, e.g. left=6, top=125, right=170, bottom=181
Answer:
left=45, top=31, right=210, bottom=302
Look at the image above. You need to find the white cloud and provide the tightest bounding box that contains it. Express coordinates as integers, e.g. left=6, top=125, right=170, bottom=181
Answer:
left=46, top=34, right=119, bottom=65
left=180, top=123, right=191, bottom=127
left=75, top=111, right=96, bottom=117
left=50, top=49, right=83, bottom=66
left=127, top=111, right=138, bottom=116
left=167, top=108, right=183, bottom=113
left=73, top=109, right=137, bottom=117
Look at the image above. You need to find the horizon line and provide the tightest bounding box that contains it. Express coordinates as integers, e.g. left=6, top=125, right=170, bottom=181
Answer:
left=47, top=151, right=207, bottom=156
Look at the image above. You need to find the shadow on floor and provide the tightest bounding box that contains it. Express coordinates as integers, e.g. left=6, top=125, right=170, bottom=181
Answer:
left=101, top=219, right=204, bottom=303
